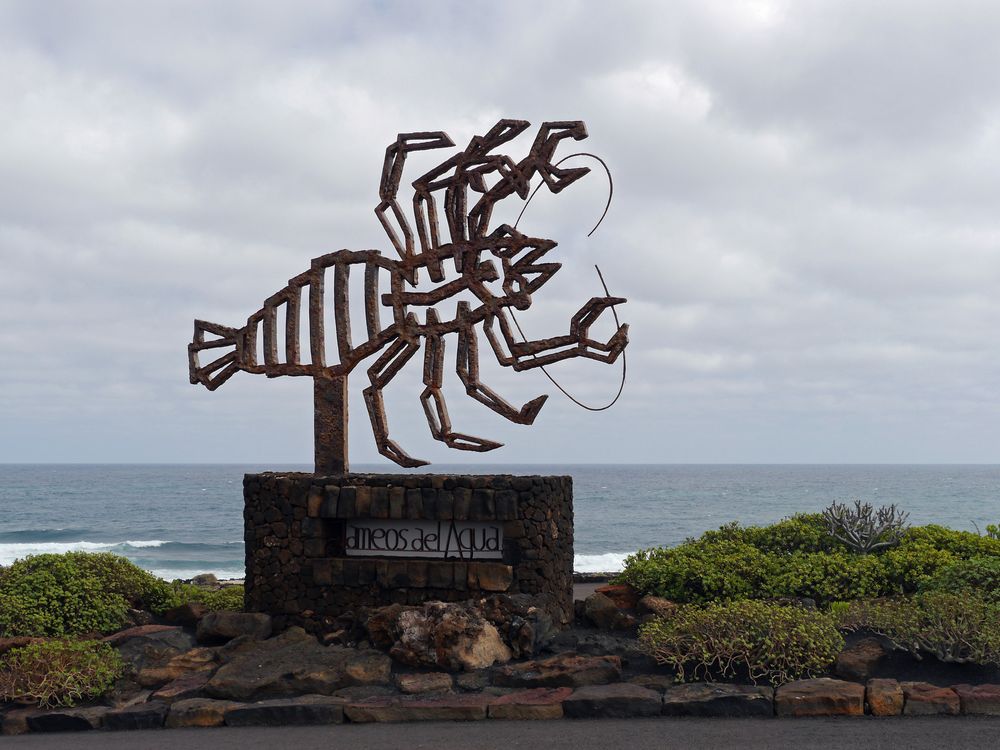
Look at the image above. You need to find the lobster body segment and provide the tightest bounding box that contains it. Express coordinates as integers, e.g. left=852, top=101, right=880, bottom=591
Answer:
left=189, top=120, right=628, bottom=469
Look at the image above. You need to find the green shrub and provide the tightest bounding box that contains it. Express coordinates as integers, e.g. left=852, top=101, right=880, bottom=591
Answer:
left=763, top=551, right=887, bottom=605
left=618, top=540, right=774, bottom=604
left=0, top=552, right=172, bottom=637
left=918, top=557, right=1000, bottom=602
left=839, top=592, right=1000, bottom=665
left=0, top=639, right=124, bottom=707
left=151, top=582, right=244, bottom=614
left=900, top=525, right=1000, bottom=559
left=620, top=516, right=1000, bottom=605
left=640, top=600, right=844, bottom=685
left=696, top=515, right=843, bottom=554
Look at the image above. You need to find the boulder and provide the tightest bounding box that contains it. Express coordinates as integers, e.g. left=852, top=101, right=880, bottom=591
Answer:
left=27, top=707, right=108, bottom=732
left=488, top=687, right=572, bottom=719
left=151, top=670, right=213, bottom=702
left=165, top=698, right=240, bottom=728
left=866, top=678, right=904, bottom=717
left=661, top=683, right=773, bottom=717
left=190, top=573, right=219, bottom=587
left=162, top=601, right=209, bottom=627
left=103, top=702, right=169, bottom=731
left=637, top=596, right=676, bottom=619
left=365, top=603, right=414, bottom=649
left=595, top=584, right=639, bottom=610
left=345, top=693, right=494, bottom=722
left=563, top=683, right=662, bottom=718
left=196, top=611, right=272, bottom=644
left=205, top=627, right=390, bottom=701
left=952, top=684, right=1000, bottom=715
left=395, top=672, right=453, bottom=694
left=1, top=708, right=38, bottom=736
left=493, top=652, right=622, bottom=688
left=136, top=647, right=219, bottom=687
left=775, top=678, right=864, bottom=717
left=103, top=625, right=196, bottom=673
left=224, top=695, right=346, bottom=726
left=477, top=593, right=557, bottom=658
left=455, top=670, right=491, bottom=692
left=389, top=602, right=511, bottom=672
left=584, top=593, right=632, bottom=630
left=835, top=637, right=887, bottom=681
left=901, top=682, right=960, bottom=716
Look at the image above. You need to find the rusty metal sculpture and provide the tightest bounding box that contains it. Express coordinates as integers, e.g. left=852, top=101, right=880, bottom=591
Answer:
left=189, top=119, right=628, bottom=472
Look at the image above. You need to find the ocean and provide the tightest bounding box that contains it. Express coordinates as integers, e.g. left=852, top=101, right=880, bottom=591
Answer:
left=1, top=464, right=999, bottom=580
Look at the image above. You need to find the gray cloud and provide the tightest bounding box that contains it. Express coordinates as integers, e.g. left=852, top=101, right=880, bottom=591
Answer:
left=3, top=0, right=1000, bottom=464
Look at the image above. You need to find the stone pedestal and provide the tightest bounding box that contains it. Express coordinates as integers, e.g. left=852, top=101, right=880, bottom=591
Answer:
left=243, top=473, right=573, bottom=633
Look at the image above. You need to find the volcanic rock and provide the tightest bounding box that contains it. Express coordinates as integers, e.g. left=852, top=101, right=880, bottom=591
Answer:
left=205, top=627, right=390, bottom=701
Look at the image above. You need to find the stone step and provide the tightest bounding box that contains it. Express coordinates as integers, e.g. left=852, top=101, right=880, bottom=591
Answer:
left=224, top=695, right=347, bottom=726
left=563, top=683, right=663, bottom=718
left=775, top=678, right=865, bottom=717
left=662, top=683, right=773, bottom=717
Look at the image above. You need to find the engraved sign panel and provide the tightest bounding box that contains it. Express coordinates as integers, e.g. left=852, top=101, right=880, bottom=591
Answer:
left=344, top=519, right=503, bottom=560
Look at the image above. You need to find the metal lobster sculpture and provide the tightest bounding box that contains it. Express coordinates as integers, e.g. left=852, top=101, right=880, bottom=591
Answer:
left=188, top=119, right=628, bottom=471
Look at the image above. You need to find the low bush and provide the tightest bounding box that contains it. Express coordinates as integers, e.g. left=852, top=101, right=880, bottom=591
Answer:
left=0, top=552, right=172, bottom=636
left=763, top=550, right=887, bottom=604
left=0, top=639, right=124, bottom=707
left=153, top=581, right=244, bottom=614
left=918, top=557, right=1000, bottom=603
left=639, top=600, right=844, bottom=685
left=839, top=591, right=1000, bottom=665
left=619, top=516, right=1000, bottom=605
left=618, top=540, right=773, bottom=604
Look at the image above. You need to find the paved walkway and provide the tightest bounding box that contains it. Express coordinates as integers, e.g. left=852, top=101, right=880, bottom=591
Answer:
left=6, top=717, right=1000, bottom=750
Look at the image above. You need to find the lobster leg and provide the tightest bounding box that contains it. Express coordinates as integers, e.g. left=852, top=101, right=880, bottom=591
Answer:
left=420, top=315, right=502, bottom=452
left=362, top=336, right=427, bottom=468
left=456, top=305, right=548, bottom=425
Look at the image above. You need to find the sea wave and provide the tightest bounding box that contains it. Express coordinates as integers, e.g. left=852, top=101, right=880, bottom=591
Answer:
left=1, top=540, right=179, bottom=566
left=573, top=552, right=632, bottom=573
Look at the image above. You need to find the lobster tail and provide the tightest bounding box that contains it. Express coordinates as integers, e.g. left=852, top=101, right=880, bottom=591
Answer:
left=189, top=319, right=242, bottom=391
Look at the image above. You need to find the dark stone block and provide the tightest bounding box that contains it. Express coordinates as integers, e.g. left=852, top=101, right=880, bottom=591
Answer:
left=371, top=487, right=390, bottom=519
left=337, top=487, right=357, bottom=517
left=104, top=702, right=169, bottom=731
left=427, top=561, right=454, bottom=588
left=406, top=489, right=423, bottom=519
left=224, top=696, right=345, bottom=727
left=436, top=490, right=454, bottom=519
left=471, top=489, right=495, bottom=519
left=453, top=488, right=471, bottom=520
left=389, top=487, right=406, bottom=518
left=355, top=486, right=372, bottom=516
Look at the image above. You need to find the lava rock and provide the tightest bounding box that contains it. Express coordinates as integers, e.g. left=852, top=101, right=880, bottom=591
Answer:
left=493, top=652, right=622, bottom=688
left=866, top=678, right=904, bottom=717
left=835, top=637, right=888, bottom=681
left=662, top=683, right=774, bottom=717
left=775, top=678, right=864, bottom=717
left=563, top=683, right=662, bottom=718
left=224, top=695, right=346, bottom=726
left=196, top=612, right=272, bottom=644
left=205, top=627, right=390, bottom=701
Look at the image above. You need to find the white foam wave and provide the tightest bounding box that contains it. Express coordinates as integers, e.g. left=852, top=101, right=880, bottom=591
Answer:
left=0, top=540, right=171, bottom=566
left=573, top=552, right=632, bottom=573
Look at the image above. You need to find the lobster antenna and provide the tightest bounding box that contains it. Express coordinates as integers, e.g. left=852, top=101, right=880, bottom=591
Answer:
left=510, top=152, right=626, bottom=412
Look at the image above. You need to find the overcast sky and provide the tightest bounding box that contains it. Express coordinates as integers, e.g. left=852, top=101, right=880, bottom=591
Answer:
left=5, top=0, right=1000, bottom=465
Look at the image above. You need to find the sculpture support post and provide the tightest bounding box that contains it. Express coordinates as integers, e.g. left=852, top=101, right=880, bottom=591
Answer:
left=314, top=375, right=348, bottom=474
